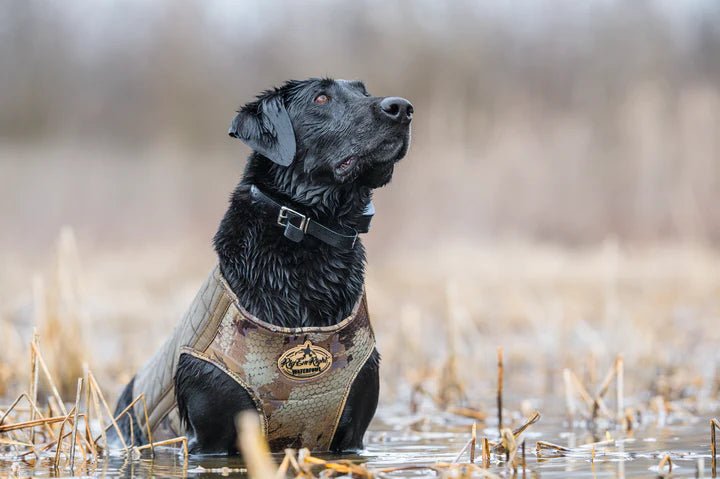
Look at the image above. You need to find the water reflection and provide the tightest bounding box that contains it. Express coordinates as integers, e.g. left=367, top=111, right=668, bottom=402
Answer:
left=1, top=405, right=716, bottom=478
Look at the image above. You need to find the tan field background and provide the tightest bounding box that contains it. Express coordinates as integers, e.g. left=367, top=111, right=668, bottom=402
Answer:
left=1, top=0, right=719, bottom=408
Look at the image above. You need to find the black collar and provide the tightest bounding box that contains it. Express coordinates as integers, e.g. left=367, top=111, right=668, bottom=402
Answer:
left=249, top=185, right=374, bottom=250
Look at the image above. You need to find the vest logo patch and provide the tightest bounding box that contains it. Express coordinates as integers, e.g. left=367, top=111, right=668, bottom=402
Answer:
left=278, top=340, right=332, bottom=380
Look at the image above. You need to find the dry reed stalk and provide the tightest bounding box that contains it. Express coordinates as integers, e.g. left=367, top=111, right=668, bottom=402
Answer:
left=447, top=406, right=487, bottom=421
left=409, top=383, right=421, bottom=414
left=140, top=395, right=154, bottom=456
left=0, top=429, right=38, bottom=461
left=236, top=411, right=276, bottom=479
left=535, top=441, right=571, bottom=456
left=590, top=357, right=622, bottom=420
left=0, top=437, right=34, bottom=447
left=0, top=408, right=40, bottom=459
left=16, top=446, right=41, bottom=461
left=0, top=405, right=32, bottom=414
left=69, top=378, right=82, bottom=469
left=658, top=454, right=673, bottom=474
left=512, top=411, right=541, bottom=439
left=579, top=437, right=614, bottom=449
left=51, top=420, right=91, bottom=464
left=83, top=365, right=90, bottom=420
left=568, top=370, right=612, bottom=419
left=568, top=370, right=595, bottom=411
left=80, top=364, right=96, bottom=460
left=500, top=428, right=516, bottom=467
left=29, top=330, right=39, bottom=444
left=595, top=359, right=617, bottom=401
left=46, top=397, right=54, bottom=419
left=98, top=392, right=154, bottom=455
left=0, top=393, right=56, bottom=440
left=84, top=415, right=97, bottom=459
left=712, top=418, right=719, bottom=477
left=297, top=448, right=316, bottom=476
left=134, top=436, right=188, bottom=456
left=31, top=340, right=68, bottom=416
left=616, top=355, right=624, bottom=423
left=492, top=411, right=541, bottom=455
left=285, top=449, right=304, bottom=476
left=48, top=395, right=63, bottom=420
left=275, top=450, right=292, bottom=479
left=125, top=410, right=134, bottom=446
left=452, top=437, right=474, bottom=464
left=374, top=465, right=436, bottom=474
left=53, top=407, right=76, bottom=467
left=71, top=416, right=92, bottom=463
left=438, top=355, right=465, bottom=408
left=0, top=415, right=67, bottom=433
left=482, top=438, right=490, bottom=468
left=87, top=373, right=107, bottom=451
left=87, top=370, right=127, bottom=450
left=497, top=346, right=503, bottom=436
left=470, top=422, right=476, bottom=463
left=411, top=383, right=457, bottom=414
left=302, top=454, right=370, bottom=477
left=624, top=409, right=634, bottom=432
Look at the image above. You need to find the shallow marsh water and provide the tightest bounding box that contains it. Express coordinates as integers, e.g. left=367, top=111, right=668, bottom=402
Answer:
left=2, top=401, right=716, bottom=479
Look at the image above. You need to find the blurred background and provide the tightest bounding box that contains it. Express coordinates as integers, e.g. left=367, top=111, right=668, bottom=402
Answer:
left=1, top=1, right=719, bottom=403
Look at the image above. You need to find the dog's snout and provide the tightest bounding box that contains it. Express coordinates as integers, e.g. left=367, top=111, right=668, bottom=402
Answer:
left=379, top=97, right=413, bottom=124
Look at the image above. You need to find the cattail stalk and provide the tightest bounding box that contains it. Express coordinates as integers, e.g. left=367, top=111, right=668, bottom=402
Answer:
left=497, top=346, right=504, bottom=435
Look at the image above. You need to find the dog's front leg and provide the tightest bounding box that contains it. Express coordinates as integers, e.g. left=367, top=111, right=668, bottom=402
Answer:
left=175, top=353, right=257, bottom=455
left=330, top=349, right=380, bottom=452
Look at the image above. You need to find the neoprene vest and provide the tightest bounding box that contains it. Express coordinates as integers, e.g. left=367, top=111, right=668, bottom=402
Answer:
left=131, top=266, right=376, bottom=451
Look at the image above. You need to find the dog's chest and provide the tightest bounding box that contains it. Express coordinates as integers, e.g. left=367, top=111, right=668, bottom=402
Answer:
left=227, top=240, right=366, bottom=327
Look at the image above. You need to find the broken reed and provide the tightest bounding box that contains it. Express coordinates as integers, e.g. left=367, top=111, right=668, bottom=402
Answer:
left=482, top=438, right=490, bottom=468
left=470, top=422, right=476, bottom=463
left=0, top=334, right=189, bottom=471
left=497, top=346, right=503, bottom=435
left=563, top=354, right=625, bottom=425
left=712, top=418, right=719, bottom=477
left=658, top=454, right=673, bottom=474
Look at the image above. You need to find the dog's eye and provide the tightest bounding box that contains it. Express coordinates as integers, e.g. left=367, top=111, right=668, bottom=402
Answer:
left=314, top=94, right=330, bottom=105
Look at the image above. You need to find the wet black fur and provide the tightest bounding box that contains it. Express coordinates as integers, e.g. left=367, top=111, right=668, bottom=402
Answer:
left=112, top=78, right=411, bottom=455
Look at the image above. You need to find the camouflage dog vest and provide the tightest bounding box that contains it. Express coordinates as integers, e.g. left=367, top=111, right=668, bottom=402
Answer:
left=131, top=266, right=376, bottom=451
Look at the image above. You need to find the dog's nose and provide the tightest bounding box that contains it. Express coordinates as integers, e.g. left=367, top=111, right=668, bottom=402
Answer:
left=379, top=97, right=413, bottom=124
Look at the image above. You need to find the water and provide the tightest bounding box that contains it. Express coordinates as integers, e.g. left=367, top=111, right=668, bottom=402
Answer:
left=1, top=403, right=717, bottom=478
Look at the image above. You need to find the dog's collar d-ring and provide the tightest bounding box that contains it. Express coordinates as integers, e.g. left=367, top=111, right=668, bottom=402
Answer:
left=249, top=185, right=374, bottom=249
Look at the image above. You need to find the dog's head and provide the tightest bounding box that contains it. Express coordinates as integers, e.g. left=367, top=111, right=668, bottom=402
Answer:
left=229, top=78, right=412, bottom=190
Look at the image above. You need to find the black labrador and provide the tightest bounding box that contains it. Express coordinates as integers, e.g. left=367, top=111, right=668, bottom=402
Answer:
left=112, top=78, right=412, bottom=454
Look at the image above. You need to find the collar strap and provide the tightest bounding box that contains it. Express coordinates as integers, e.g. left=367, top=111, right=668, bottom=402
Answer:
left=249, top=185, right=374, bottom=250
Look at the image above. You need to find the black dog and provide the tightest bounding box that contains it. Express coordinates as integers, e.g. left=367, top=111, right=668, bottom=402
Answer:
left=112, top=78, right=412, bottom=455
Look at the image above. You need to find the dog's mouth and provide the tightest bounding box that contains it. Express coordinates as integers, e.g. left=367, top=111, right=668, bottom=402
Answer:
left=334, top=155, right=358, bottom=175
left=332, top=134, right=409, bottom=181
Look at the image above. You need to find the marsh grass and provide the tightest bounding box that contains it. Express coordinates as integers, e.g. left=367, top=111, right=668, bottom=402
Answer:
left=0, top=331, right=189, bottom=474
left=1, top=230, right=720, bottom=477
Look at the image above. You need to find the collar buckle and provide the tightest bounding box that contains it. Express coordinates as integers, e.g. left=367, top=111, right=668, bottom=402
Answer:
left=277, top=206, right=309, bottom=233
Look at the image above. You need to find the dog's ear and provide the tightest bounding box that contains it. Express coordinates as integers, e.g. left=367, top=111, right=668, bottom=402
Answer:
left=228, top=95, right=296, bottom=166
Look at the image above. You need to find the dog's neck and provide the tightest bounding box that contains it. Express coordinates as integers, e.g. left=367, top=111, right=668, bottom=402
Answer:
left=213, top=154, right=370, bottom=328
left=247, top=154, right=372, bottom=226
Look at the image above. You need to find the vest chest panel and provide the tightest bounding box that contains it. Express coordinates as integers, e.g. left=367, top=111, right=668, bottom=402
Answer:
left=131, top=266, right=375, bottom=451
